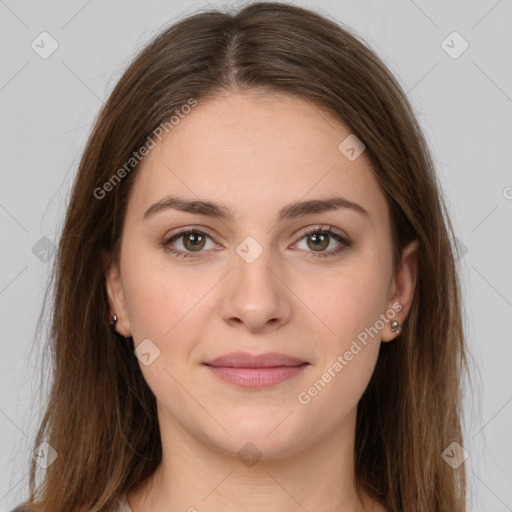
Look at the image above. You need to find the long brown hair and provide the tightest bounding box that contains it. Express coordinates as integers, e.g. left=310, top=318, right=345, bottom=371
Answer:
left=15, top=2, right=469, bottom=511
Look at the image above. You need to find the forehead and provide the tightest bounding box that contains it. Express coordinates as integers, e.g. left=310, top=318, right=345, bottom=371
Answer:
left=126, top=91, right=388, bottom=226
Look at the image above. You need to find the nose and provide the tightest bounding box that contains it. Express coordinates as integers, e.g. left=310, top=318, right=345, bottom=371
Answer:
left=219, top=245, right=292, bottom=333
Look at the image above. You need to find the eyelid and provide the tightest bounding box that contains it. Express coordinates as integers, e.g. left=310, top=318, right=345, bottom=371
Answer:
left=164, top=225, right=221, bottom=244
left=162, top=224, right=351, bottom=258
left=293, top=224, right=349, bottom=243
left=164, top=224, right=349, bottom=244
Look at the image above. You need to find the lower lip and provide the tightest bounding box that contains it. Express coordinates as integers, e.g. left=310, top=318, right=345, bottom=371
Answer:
left=204, top=364, right=308, bottom=388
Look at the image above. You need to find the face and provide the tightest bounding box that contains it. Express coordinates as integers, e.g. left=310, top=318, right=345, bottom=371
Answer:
left=105, top=91, right=418, bottom=459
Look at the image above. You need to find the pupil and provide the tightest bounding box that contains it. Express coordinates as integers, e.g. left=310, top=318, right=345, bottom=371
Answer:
left=309, top=233, right=328, bottom=250
left=186, top=233, right=203, bottom=250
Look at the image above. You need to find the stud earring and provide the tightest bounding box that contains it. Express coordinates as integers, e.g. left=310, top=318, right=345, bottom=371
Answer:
left=112, top=314, right=118, bottom=326
left=391, top=320, right=402, bottom=335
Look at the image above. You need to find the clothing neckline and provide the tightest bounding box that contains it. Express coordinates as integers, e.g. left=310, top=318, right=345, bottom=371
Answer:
left=118, top=492, right=133, bottom=512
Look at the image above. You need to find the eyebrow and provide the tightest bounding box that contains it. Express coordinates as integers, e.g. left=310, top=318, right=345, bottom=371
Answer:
left=143, top=195, right=369, bottom=222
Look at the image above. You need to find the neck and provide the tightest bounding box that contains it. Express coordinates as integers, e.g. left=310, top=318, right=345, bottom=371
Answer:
left=128, top=406, right=378, bottom=512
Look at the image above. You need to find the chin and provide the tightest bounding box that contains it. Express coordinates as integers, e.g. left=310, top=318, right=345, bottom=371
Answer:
left=206, top=416, right=308, bottom=461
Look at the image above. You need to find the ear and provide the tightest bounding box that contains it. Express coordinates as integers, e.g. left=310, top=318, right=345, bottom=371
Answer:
left=102, top=249, right=132, bottom=337
left=381, top=238, right=419, bottom=342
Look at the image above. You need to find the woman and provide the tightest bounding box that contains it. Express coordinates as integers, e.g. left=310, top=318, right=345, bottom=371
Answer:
left=13, top=2, right=469, bottom=511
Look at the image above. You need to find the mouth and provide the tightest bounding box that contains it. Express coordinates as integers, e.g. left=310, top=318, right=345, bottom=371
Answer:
left=202, top=351, right=309, bottom=389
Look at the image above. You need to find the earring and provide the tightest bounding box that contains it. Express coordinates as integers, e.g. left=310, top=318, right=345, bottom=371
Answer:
left=391, top=320, right=402, bottom=335
left=112, top=314, right=118, bottom=326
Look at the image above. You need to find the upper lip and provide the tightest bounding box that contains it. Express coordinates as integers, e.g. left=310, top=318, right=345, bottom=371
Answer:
left=203, top=351, right=308, bottom=368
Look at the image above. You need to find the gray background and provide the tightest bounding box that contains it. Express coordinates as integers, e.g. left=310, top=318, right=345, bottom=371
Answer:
left=1, top=0, right=511, bottom=510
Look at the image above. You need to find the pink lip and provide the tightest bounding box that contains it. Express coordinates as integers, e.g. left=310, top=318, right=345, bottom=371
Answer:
left=203, top=352, right=309, bottom=389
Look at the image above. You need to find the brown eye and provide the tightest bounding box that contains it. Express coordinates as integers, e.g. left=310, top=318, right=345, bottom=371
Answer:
left=163, top=229, right=215, bottom=259
left=294, top=226, right=352, bottom=259
left=306, top=232, right=330, bottom=252
left=181, top=232, right=206, bottom=251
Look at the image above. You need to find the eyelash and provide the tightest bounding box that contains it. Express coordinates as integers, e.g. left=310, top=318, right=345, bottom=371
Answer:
left=162, top=225, right=352, bottom=260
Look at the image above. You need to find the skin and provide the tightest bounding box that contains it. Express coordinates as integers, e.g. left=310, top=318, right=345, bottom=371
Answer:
left=105, top=90, right=418, bottom=512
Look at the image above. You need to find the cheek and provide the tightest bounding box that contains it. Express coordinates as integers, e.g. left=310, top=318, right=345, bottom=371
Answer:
left=295, top=277, right=386, bottom=414
left=120, top=244, right=175, bottom=340
left=121, top=245, right=215, bottom=356
left=294, top=253, right=390, bottom=399
left=298, top=258, right=390, bottom=346
left=120, top=248, right=206, bottom=395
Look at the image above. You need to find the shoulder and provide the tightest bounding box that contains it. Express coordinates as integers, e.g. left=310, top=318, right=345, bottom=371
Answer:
left=8, top=497, right=127, bottom=512
left=371, top=501, right=389, bottom=512
left=361, top=492, right=388, bottom=512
